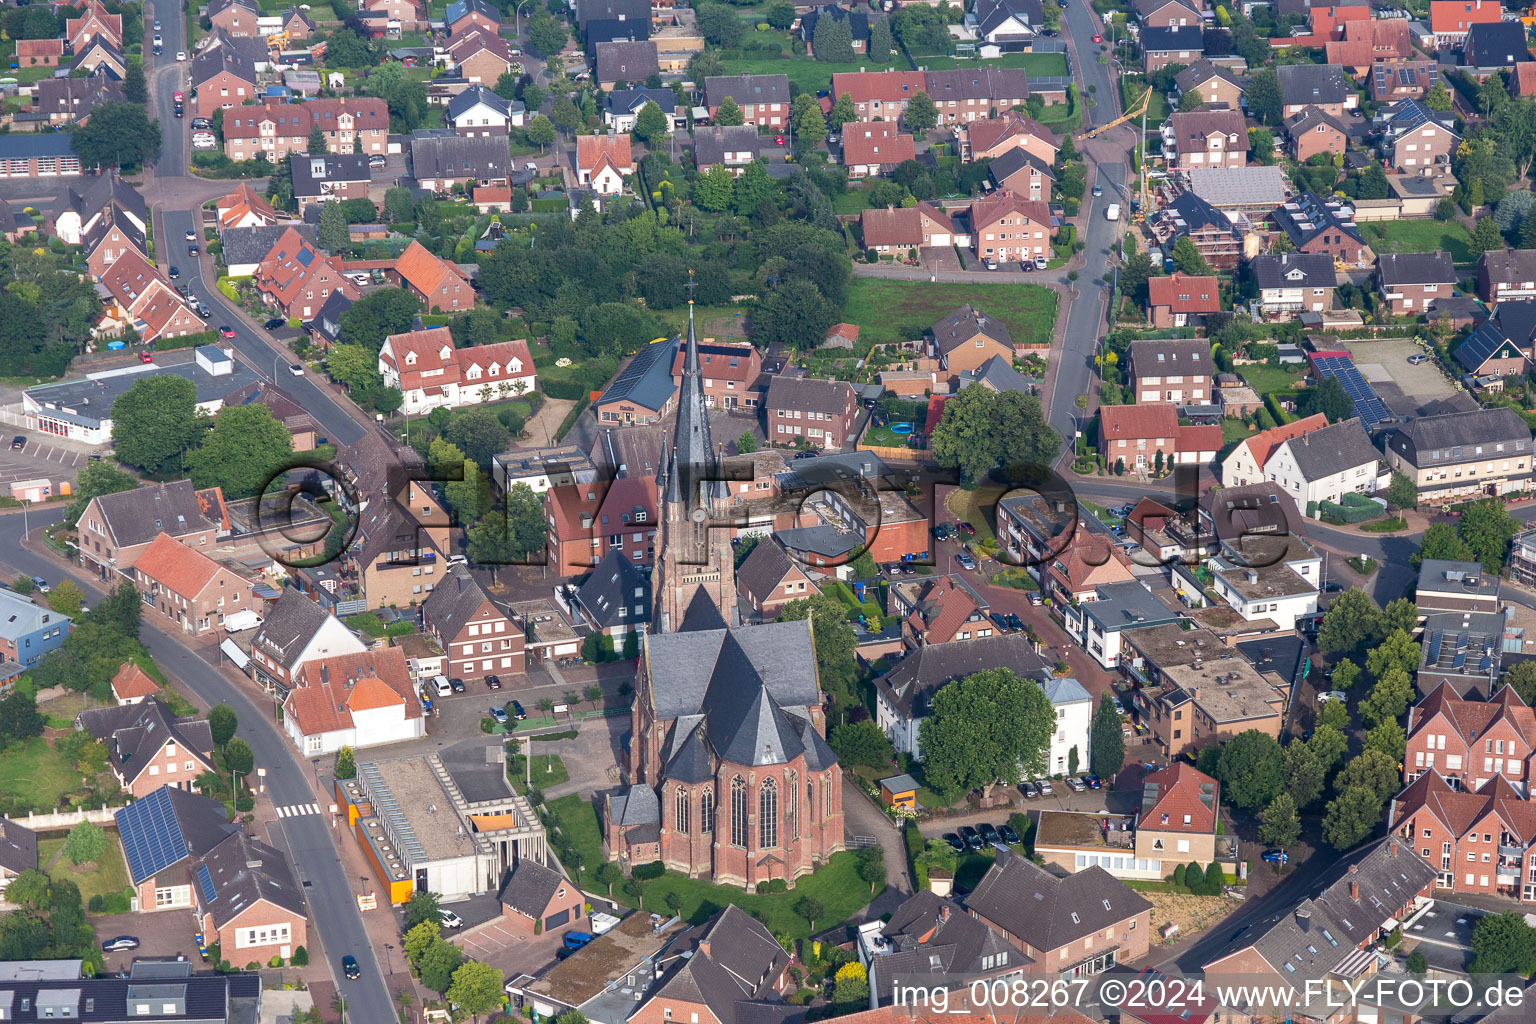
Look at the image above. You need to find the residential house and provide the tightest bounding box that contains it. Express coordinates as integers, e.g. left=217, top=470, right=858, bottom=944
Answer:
left=1151, top=191, right=1243, bottom=269
left=82, top=204, right=147, bottom=280
left=1390, top=767, right=1536, bottom=902
left=393, top=240, right=475, bottom=313
left=1384, top=406, right=1534, bottom=505
left=97, top=251, right=207, bottom=346
left=222, top=223, right=314, bottom=278
left=1133, top=763, right=1223, bottom=869
left=1251, top=252, right=1338, bottom=317
left=1126, top=338, right=1214, bottom=403
left=216, top=183, right=283, bottom=231
left=545, top=480, right=612, bottom=575
left=987, top=147, right=1055, bottom=203
left=667, top=340, right=761, bottom=410
left=111, top=663, right=161, bottom=705
left=860, top=891, right=1025, bottom=1001
left=592, top=339, right=678, bottom=426
left=1100, top=404, right=1222, bottom=471
left=692, top=125, right=761, bottom=176
left=498, top=859, right=588, bottom=938
left=306, top=290, right=353, bottom=349
left=15, top=39, right=63, bottom=67
left=1457, top=318, right=1534, bottom=382
left=1045, top=530, right=1136, bottom=605
left=1463, top=20, right=1531, bottom=68
left=1201, top=532, right=1321, bottom=630
left=961, top=113, right=1060, bottom=164
left=207, top=0, right=261, bottom=36
left=1272, top=190, right=1367, bottom=263
left=190, top=43, right=258, bottom=120
left=703, top=74, right=790, bottom=127
left=968, top=0, right=1044, bottom=49
left=114, top=786, right=307, bottom=963
left=1370, top=60, right=1440, bottom=102
left=830, top=71, right=928, bottom=125
left=1264, top=418, right=1382, bottom=514
left=283, top=647, right=425, bottom=756
left=1277, top=63, right=1356, bottom=118
left=595, top=40, right=660, bottom=90
left=75, top=480, right=224, bottom=583
left=422, top=566, right=524, bottom=679
left=1375, top=98, right=1459, bottom=172
left=923, top=68, right=1033, bottom=124
left=0, top=588, right=67, bottom=669
left=67, top=0, right=123, bottom=51
left=1063, top=580, right=1183, bottom=669
left=447, top=86, right=522, bottom=137
left=575, top=0, right=648, bottom=29
left=1377, top=251, right=1456, bottom=316
left=606, top=88, right=685, bottom=133
left=377, top=326, right=536, bottom=413
left=628, top=906, right=796, bottom=1024
left=75, top=37, right=127, bottom=80
left=1221, top=414, right=1330, bottom=487
left=575, top=134, right=635, bottom=195
left=573, top=549, right=652, bottom=638
left=222, top=98, right=390, bottom=162
left=449, top=28, right=514, bottom=84
left=969, top=191, right=1053, bottom=263
left=280, top=6, right=318, bottom=37
left=249, top=588, right=368, bottom=695
left=890, top=573, right=993, bottom=648
left=446, top=0, right=501, bottom=35
left=589, top=474, right=658, bottom=566
left=928, top=304, right=1014, bottom=379
left=1478, top=249, right=1536, bottom=304
left=965, top=850, right=1153, bottom=977
left=1141, top=26, right=1204, bottom=72
left=1163, top=109, right=1249, bottom=171
left=77, top=697, right=215, bottom=798
left=132, top=532, right=256, bottom=637
left=254, top=226, right=361, bottom=319
left=365, top=0, right=429, bottom=30
left=1404, top=680, right=1536, bottom=793
left=34, top=73, right=123, bottom=126
left=764, top=376, right=859, bottom=449
left=290, top=154, right=372, bottom=213
left=1430, top=0, right=1502, bottom=45
left=0, top=819, right=36, bottom=897
left=339, top=451, right=454, bottom=612
left=859, top=203, right=962, bottom=254
left=1144, top=275, right=1222, bottom=330
left=842, top=124, right=916, bottom=178
left=410, top=132, right=512, bottom=192
left=735, top=537, right=818, bottom=622
left=1325, top=19, right=1415, bottom=75
left=1283, top=106, right=1351, bottom=162
left=222, top=379, right=319, bottom=452
left=1174, top=59, right=1248, bottom=109
left=1134, top=0, right=1202, bottom=28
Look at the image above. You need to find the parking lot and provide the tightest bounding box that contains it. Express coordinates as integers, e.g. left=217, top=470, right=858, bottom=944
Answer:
left=0, top=433, right=90, bottom=487
left=96, top=908, right=205, bottom=974
left=1337, top=336, right=1458, bottom=417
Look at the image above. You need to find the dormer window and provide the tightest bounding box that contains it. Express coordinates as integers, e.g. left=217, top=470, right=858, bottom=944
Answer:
left=405, top=351, right=417, bottom=364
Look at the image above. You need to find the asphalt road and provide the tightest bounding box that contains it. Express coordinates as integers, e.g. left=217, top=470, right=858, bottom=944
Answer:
left=147, top=0, right=187, bottom=177
left=1063, top=2, right=1119, bottom=130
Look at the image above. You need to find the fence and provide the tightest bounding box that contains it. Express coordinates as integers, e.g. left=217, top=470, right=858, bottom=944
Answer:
left=16, top=804, right=125, bottom=831
left=858, top=442, right=930, bottom=462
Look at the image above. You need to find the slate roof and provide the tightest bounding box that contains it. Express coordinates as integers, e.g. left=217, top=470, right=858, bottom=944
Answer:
left=765, top=376, right=856, bottom=415
left=446, top=84, right=516, bottom=121
left=930, top=303, right=1014, bottom=352
left=801, top=4, right=871, bottom=43
left=193, top=828, right=306, bottom=928
left=693, top=124, right=761, bottom=167
left=575, top=549, right=651, bottom=630
left=733, top=536, right=802, bottom=607
left=1159, top=190, right=1234, bottom=237
left=0, top=818, right=36, bottom=877
left=645, top=620, right=819, bottom=721
left=704, top=74, right=790, bottom=109
left=498, top=858, right=569, bottom=917
left=251, top=588, right=337, bottom=669
left=967, top=849, right=1154, bottom=951
left=221, top=223, right=313, bottom=269
left=646, top=905, right=799, bottom=1024
left=84, top=480, right=218, bottom=551
left=308, top=289, right=354, bottom=344
left=1272, top=191, right=1364, bottom=249
left=1273, top=419, right=1380, bottom=482
left=585, top=16, right=649, bottom=47
left=595, top=39, right=660, bottom=84
left=191, top=39, right=257, bottom=89
left=291, top=153, right=370, bottom=199
left=1141, top=25, right=1204, bottom=52
left=114, top=785, right=238, bottom=885
left=987, top=145, right=1055, bottom=186
left=410, top=131, right=512, bottom=181
left=77, top=697, right=214, bottom=786
left=1378, top=251, right=1455, bottom=287
left=1175, top=59, right=1248, bottom=94
left=607, top=87, right=679, bottom=116
left=1493, top=299, right=1536, bottom=346
left=1283, top=105, right=1351, bottom=141
left=598, top=338, right=678, bottom=413
left=1376, top=97, right=1459, bottom=143
left=446, top=0, right=501, bottom=26
left=958, top=352, right=1036, bottom=394
left=1392, top=407, right=1532, bottom=463
left=576, top=0, right=649, bottom=26
left=1251, top=252, right=1337, bottom=290
left=1463, top=20, right=1531, bottom=66
left=875, top=632, right=1049, bottom=717
left=1277, top=63, right=1351, bottom=107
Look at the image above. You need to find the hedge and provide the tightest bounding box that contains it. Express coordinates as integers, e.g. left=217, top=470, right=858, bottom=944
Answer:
left=631, top=860, right=666, bottom=881
left=153, top=330, right=221, bottom=352
left=903, top=822, right=926, bottom=891
left=1262, top=393, right=1295, bottom=425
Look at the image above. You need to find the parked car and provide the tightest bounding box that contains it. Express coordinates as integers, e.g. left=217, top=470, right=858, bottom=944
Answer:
left=489, top=706, right=508, bottom=724
left=1092, top=32, right=1102, bottom=42
left=984, top=257, right=999, bottom=270
left=902, top=563, right=916, bottom=574
left=955, top=552, right=977, bottom=570
left=1408, top=353, right=1428, bottom=364
left=794, top=450, right=818, bottom=460
left=1322, top=581, right=1344, bottom=593
left=1085, top=774, right=1103, bottom=790
left=998, top=823, right=1021, bottom=845
left=1036, top=778, right=1053, bottom=796
left=192, top=118, right=213, bottom=130
left=342, top=955, right=360, bottom=980
left=369, top=154, right=387, bottom=167
left=958, top=825, right=983, bottom=850
left=990, top=612, right=1010, bottom=632
left=153, top=20, right=161, bottom=31
left=563, top=931, right=595, bottom=952
left=943, top=832, right=966, bottom=852
left=1033, top=256, right=1048, bottom=270
left=440, top=911, right=463, bottom=929
left=934, top=522, right=952, bottom=541
left=9, top=436, right=22, bottom=450
left=774, top=135, right=786, bottom=145
left=1027, top=592, right=1044, bottom=606
left=1065, top=776, right=1086, bottom=792
left=263, top=318, right=285, bottom=330
left=1261, top=849, right=1289, bottom=864
left=957, top=522, right=976, bottom=536
left=485, top=675, right=502, bottom=690
left=102, top=936, right=140, bottom=952
left=509, top=699, right=526, bottom=719
left=449, top=677, right=466, bottom=693
left=978, top=822, right=1001, bottom=845
left=885, top=563, right=902, bottom=577
left=168, top=265, right=179, bottom=280
left=185, top=229, right=197, bottom=242
left=176, top=50, right=187, bottom=61
left=139, top=351, right=154, bottom=363
left=1021, top=781, right=1038, bottom=798
left=30, top=577, right=49, bottom=593
left=1006, top=613, right=1023, bottom=630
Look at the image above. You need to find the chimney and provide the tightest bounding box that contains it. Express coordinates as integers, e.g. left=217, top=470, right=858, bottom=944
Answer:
left=1388, top=839, right=1398, bottom=856
left=1349, top=880, right=1359, bottom=901
left=1295, top=908, right=1310, bottom=923
left=1246, top=569, right=1259, bottom=584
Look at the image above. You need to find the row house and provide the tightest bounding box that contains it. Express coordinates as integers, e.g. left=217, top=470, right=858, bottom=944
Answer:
left=132, top=532, right=257, bottom=637
left=76, top=480, right=225, bottom=583
left=924, top=68, right=1031, bottom=124
left=1370, top=60, right=1440, bottom=102
left=703, top=73, right=790, bottom=127
left=1263, top=417, right=1382, bottom=517
left=829, top=70, right=927, bottom=125
left=410, top=132, right=512, bottom=193
left=422, top=566, right=524, bottom=679
left=1141, top=25, right=1204, bottom=72
left=1221, top=414, right=1330, bottom=488
left=1323, top=18, right=1414, bottom=76
left=254, top=226, right=361, bottom=319
left=377, top=326, right=537, bottom=414
left=1405, top=682, right=1534, bottom=794
left=291, top=154, right=371, bottom=213
left=222, top=98, right=391, bottom=162
left=1162, top=109, right=1248, bottom=171
left=1391, top=766, right=1536, bottom=902
left=83, top=204, right=147, bottom=280
left=190, top=44, right=258, bottom=121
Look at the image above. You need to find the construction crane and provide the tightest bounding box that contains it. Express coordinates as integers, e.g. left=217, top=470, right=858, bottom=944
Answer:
left=1076, top=87, right=1152, bottom=142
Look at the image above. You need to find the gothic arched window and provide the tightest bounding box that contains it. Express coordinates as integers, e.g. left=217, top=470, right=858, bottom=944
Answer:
left=700, top=787, right=714, bottom=834
left=730, top=777, right=747, bottom=847
left=760, top=778, right=778, bottom=849
left=786, top=771, right=797, bottom=842
left=675, top=787, right=690, bottom=836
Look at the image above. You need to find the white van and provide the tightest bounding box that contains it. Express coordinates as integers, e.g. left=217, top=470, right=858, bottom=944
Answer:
left=1105, top=204, right=1121, bottom=221
left=433, top=675, right=453, bottom=697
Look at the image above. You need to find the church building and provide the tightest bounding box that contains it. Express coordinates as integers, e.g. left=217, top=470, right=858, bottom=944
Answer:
left=605, top=300, right=846, bottom=888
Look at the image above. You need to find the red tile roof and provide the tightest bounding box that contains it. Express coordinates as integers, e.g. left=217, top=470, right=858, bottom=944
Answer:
left=969, top=191, right=1052, bottom=234
left=1393, top=768, right=1536, bottom=844
left=827, top=323, right=859, bottom=345
left=964, top=112, right=1059, bottom=156
left=135, top=533, right=246, bottom=600
left=1049, top=530, right=1134, bottom=595
left=842, top=125, right=915, bottom=169
left=1146, top=273, right=1222, bottom=315
left=1429, top=0, right=1501, bottom=34
left=16, top=39, right=64, bottom=58
left=830, top=70, right=927, bottom=105
left=394, top=239, right=470, bottom=299
left=1177, top=423, right=1223, bottom=454
left=285, top=647, right=422, bottom=737
left=111, top=663, right=160, bottom=701
left=1234, top=414, right=1329, bottom=473
left=1099, top=403, right=1179, bottom=442
left=1517, top=62, right=1536, bottom=97
left=1139, top=763, right=1219, bottom=834
left=576, top=134, right=634, bottom=176
left=216, top=184, right=281, bottom=229
left=859, top=202, right=956, bottom=248
left=222, top=97, right=389, bottom=142
left=904, top=575, right=985, bottom=644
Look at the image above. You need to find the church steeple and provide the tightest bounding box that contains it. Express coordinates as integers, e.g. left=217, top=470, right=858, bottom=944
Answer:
left=652, top=282, right=737, bottom=634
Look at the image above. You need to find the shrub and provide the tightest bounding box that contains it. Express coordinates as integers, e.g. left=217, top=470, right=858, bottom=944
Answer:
left=632, top=860, right=666, bottom=881
left=269, top=955, right=284, bottom=968
left=88, top=894, right=104, bottom=912
left=1203, top=861, right=1224, bottom=894
left=292, top=946, right=309, bottom=966
left=245, top=962, right=261, bottom=972
left=756, top=882, right=769, bottom=893
left=1183, top=862, right=1203, bottom=890
left=481, top=716, right=497, bottom=733
left=767, top=878, right=788, bottom=894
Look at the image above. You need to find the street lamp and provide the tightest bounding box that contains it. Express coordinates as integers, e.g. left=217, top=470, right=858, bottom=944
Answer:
left=384, top=943, right=394, bottom=974
left=515, top=0, right=535, bottom=41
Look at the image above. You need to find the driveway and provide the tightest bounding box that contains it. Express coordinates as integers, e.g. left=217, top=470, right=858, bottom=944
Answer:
left=96, top=908, right=204, bottom=973
left=842, top=777, right=913, bottom=896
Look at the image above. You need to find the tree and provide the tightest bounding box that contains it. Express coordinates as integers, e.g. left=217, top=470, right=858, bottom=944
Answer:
left=1336, top=749, right=1400, bottom=805
left=1425, top=81, right=1453, bottom=112
left=447, top=960, right=504, bottom=1023
left=1216, top=731, right=1284, bottom=812
left=716, top=95, right=744, bottom=127
left=1318, top=589, right=1379, bottom=656
left=1459, top=498, right=1518, bottom=573
left=527, top=115, right=557, bottom=151
left=868, top=16, right=894, bottom=62
left=123, top=61, right=147, bottom=104
left=634, top=101, right=669, bottom=143
left=209, top=705, right=238, bottom=750
left=594, top=862, right=622, bottom=897
left=813, top=12, right=855, bottom=63
left=1283, top=741, right=1327, bottom=809
left=418, top=937, right=464, bottom=993
left=1520, top=208, right=1536, bottom=249
left=11, top=576, right=31, bottom=596
left=63, top=460, right=138, bottom=528
left=832, top=962, right=869, bottom=1008
left=111, top=375, right=202, bottom=476
left=794, top=896, right=825, bottom=930
left=404, top=890, right=445, bottom=931
left=1309, top=723, right=1348, bottom=774
left=47, top=581, right=83, bottom=617
left=527, top=11, right=568, bottom=56
left=1179, top=88, right=1205, bottom=112
left=1365, top=717, right=1407, bottom=763
left=830, top=92, right=858, bottom=129
left=733, top=159, right=774, bottom=215
left=1419, top=522, right=1473, bottom=565
left=324, top=343, right=381, bottom=397
left=855, top=845, right=886, bottom=893
left=467, top=484, right=548, bottom=584
left=338, top=288, right=423, bottom=353
left=306, top=126, right=329, bottom=156
left=829, top=720, right=895, bottom=768
left=904, top=91, right=938, bottom=133
left=1322, top=785, right=1381, bottom=850
left=1506, top=661, right=1536, bottom=705
left=186, top=404, right=294, bottom=500
left=765, top=0, right=796, bottom=29
left=1472, top=215, right=1506, bottom=253
left=778, top=593, right=858, bottom=717
left=1258, top=792, right=1302, bottom=850
left=1470, top=912, right=1536, bottom=975
left=1386, top=472, right=1418, bottom=510
left=1170, top=236, right=1213, bottom=276
left=317, top=201, right=349, bottom=252
left=404, top=920, right=441, bottom=968
left=1090, top=696, right=1125, bottom=779
left=1366, top=628, right=1420, bottom=682
left=695, top=163, right=735, bottom=212
left=931, top=385, right=1062, bottom=486
left=63, top=821, right=108, bottom=866
left=444, top=407, right=512, bottom=466
left=224, top=738, right=255, bottom=779
left=70, top=101, right=162, bottom=168
left=1296, top=376, right=1353, bottom=423
left=918, top=667, right=1055, bottom=798
left=1318, top=698, right=1350, bottom=731
left=1362, top=667, right=1414, bottom=729
left=1245, top=68, right=1283, bottom=126
left=792, top=94, right=827, bottom=157
left=736, top=431, right=757, bottom=454
left=1407, top=948, right=1428, bottom=976
left=696, top=2, right=744, bottom=46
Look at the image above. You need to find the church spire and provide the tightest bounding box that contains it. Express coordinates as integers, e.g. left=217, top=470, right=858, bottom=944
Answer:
left=664, top=277, right=718, bottom=508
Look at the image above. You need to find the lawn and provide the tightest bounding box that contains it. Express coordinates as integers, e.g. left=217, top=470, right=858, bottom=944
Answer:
left=1360, top=220, right=1474, bottom=263
left=40, top=838, right=131, bottom=907
left=921, top=53, right=1069, bottom=76
left=865, top=423, right=923, bottom=447
left=946, top=482, right=1007, bottom=544
left=1238, top=363, right=1307, bottom=396
left=0, top=737, right=83, bottom=812
left=843, top=278, right=1057, bottom=348
left=509, top=753, right=569, bottom=794
left=718, top=55, right=906, bottom=95
left=1221, top=420, right=1258, bottom=444
left=545, top=794, right=877, bottom=937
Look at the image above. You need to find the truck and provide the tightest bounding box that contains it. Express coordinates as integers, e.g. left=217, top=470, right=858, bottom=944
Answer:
left=223, top=609, right=263, bottom=632
left=1105, top=204, right=1121, bottom=221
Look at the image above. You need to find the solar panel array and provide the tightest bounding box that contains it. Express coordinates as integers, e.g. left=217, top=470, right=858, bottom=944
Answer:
left=196, top=864, right=218, bottom=905
left=117, top=787, right=189, bottom=885
left=1311, top=354, right=1393, bottom=429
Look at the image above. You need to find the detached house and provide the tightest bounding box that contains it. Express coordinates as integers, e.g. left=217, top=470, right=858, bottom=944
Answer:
left=1251, top=252, right=1337, bottom=317
left=842, top=124, right=916, bottom=178
left=449, top=29, right=515, bottom=85
left=1375, top=98, right=1459, bottom=172
left=97, top=251, right=207, bottom=346
left=423, top=566, right=524, bottom=678
left=1378, top=251, right=1456, bottom=316
left=1264, top=418, right=1383, bottom=514
left=77, top=697, right=215, bottom=799
left=1141, top=25, right=1204, bottom=72
left=1134, top=0, right=1201, bottom=29
left=1163, top=109, right=1248, bottom=171
left=1283, top=106, right=1351, bottom=162
left=207, top=0, right=260, bottom=36
left=859, top=203, right=962, bottom=254
left=764, top=377, right=860, bottom=450
left=1144, top=275, right=1221, bottom=330
left=735, top=537, right=818, bottom=622
left=830, top=71, right=927, bottom=125
left=378, top=326, right=537, bottom=413
left=447, top=86, right=523, bottom=137
left=189, top=43, right=257, bottom=120
left=1221, top=413, right=1330, bottom=487
left=254, top=226, right=361, bottom=319
left=1174, top=60, right=1248, bottom=109
left=1101, top=404, right=1221, bottom=471
left=1430, top=0, right=1502, bottom=45
left=575, top=134, right=635, bottom=195
left=1277, top=63, right=1356, bottom=118
left=393, top=239, right=475, bottom=312
left=1272, top=190, right=1367, bottom=263
left=692, top=125, right=760, bottom=176
left=573, top=549, right=653, bottom=638
left=1457, top=318, right=1534, bottom=382
left=284, top=647, right=425, bottom=756
left=1126, top=338, right=1213, bottom=403
left=132, top=532, right=256, bottom=637
left=1479, top=249, right=1536, bottom=304
left=291, top=154, right=372, bottom=212
left=411, top=133, right=512, bottom=193
left=969, top=191, right=1053, bottom=263
left=928, top=305, right=1014, bottom=380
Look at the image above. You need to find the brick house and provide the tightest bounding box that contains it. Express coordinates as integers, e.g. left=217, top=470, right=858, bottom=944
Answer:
left=1144, top=275, right=1221, bottom=330
left=859, top=203, right=962, bottom=254
left=1141, top=25, right=1204, bottom=72
left=1272, top=191, right=1367, bottom=263
left=1174, top=60, right=1247, bottom=109
left=923, top=68, right=1032, bottom=125
left=77, top=697, right=215, bottom=799
left=207, top=0, right=261, bottom=36
left=1377, top=251, right=1456, bottom=315
left=892, top=573, right=993, bottom=647
left=223, top=98, right=390, bottom=162
left=628, top=906, right=792, bottom=1023
left=586, top=474, right=657, bottom=567
left=842, top=124, right=917, bottom=178
left=703, top=73, right=790, bottom=127
left=1100, top=404, right=1222, bottom=470
left=249, top=589, right=368, bottom=696
left=668, top=340, right=761, bottom=410
left=829, top=71, right=927, bottom=125
left=76, top=480, right=224, bottom=582
left=1163, top=109, right=1248, bottom=170
left=67, top=0, right=123, bottom=51
left=448, top=0, right=502, bottom=36
left=1376, top=98, right=1459, bottom=172
left=190, top=45, right=257, bottom=120
left=97, top=250, right=208, bottom=346
left=1252, top=251, right=1338, bottom=316
left=969, top=191, right=1053, bottom=263
left=1134, top=0, right=1201, bottom=29
left=254, top=226, right=361, bottom=319
left=1371, top=60, right=1441, bottom=102
left=1133, top=763, right=1223, bottom=868
left=765, top=376, right=859, bottom=450
left=1478, top=249, right=1536, bottom=303
left=132, top=532, right=256, bottom=637
left=291, top=154, right=372, bottom=213
left=545, top=481, right=610, bottom=575
left=393, top=240, right=474, bottom=312
left=1391, top=768, right=1536, bottom=901
left=1277, top=63, right=1357, bottom=118
left=377, top=326, right=537, bottom=414
left=959, top=111, right=1060, bottom=163
left=449, top=28, right=514, bottom=85
left=1126, top=338, right=1213, bottom=403
left=987, top=148, right=1054, bottom=203
left=16, top=39, right=64, bottom=67
left=498, top=859, right=586, bottom=937
left=1457, top=318, right=1535, bottom=380
left=422, top=565, right=524, bottom=679
left=691, top=124, right=760, bottom=176
left=929, top=304, right=1014, bottom=379
left=595, top=40, right=660, bottom=90
left=735, top=536, right=819, bottom=621
left=1284, top=106, right=1351, bottom=162
left=83, top=206, right=147, bottom=280
left=1403, top=682, right=1534, bottom=794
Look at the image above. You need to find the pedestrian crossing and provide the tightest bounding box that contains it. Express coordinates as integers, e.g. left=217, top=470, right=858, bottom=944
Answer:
left=275, top=802, right=320, bottom=819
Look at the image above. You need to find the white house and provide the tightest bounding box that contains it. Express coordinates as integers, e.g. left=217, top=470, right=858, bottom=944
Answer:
left=281, top=648, right=425, bottom=756
left=1041, top=676, right=1094, bottom=776
left=446, top=84, right=524, bottom=136
left=1063, top=581, right=1184, bottom=670
left=1219, top=414, right=1329, bottom=487
left=249, top=589, right=369, bottom=694
left=1263, top=419, right=1383, bottom=517
left=378, top=327, right=538, bottom=415
left=1202, top=536, right=1321, bottom=631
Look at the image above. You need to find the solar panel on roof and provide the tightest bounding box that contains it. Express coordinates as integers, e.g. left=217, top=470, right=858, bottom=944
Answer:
left=1427, top=630, right=1443, bottom=663
left=116, top=787, right=190, bottom=885
left=197, top=864, right=217, bottom=904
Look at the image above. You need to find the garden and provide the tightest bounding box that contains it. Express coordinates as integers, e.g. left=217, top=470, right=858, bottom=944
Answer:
left=1359, top=220, right=1475, bottom=264
left=40, top=832, right=132, bottom=910
left=842, top=279, right=1058, bottom=348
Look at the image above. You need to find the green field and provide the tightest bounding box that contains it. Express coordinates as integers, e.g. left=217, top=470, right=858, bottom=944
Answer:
left=40, top=838, right=131, bottom=907
left=844, top=278, right=1057, bottom=347
left=1360, top=220, right=1474, bottom=263
left=1238, top=363, right=1307, bottom=395
left=718, top=55, right=907, bottom=94
left=921, top=52, right=1070, bottom=77
left=0, top=738, right=82, bottom=811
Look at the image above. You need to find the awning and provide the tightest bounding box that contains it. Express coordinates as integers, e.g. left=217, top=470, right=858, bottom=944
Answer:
left=219, top=639, right=250, bottom=670
left=469, top=812, right=521, bottom=832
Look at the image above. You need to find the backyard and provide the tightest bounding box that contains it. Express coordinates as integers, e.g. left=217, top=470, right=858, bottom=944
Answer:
left=843, top=279, right=1057, bottom=348
left=0, top=737, right=85, bottom=813
left=40, top=836, right=132, bottom=908
left=1237, top=363, right=1307, bottom=396
left=1359, top=220, right=1475, bottom=263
